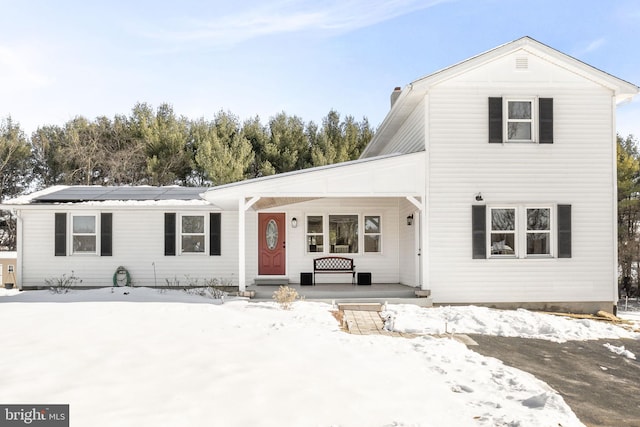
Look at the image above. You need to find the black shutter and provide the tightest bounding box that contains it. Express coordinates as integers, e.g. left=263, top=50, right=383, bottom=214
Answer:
left=472, top=205, right=487, bottom=259
left=210, top=213, right=221, bottom=256
left=164, top=213, right=176, bottom=256
left=100, top=213, right=112, bottom=256
left=557, top=204, right=571, bottom=258
left=539, top=98, right=553, bottom=144
left=488, top=97, right=503, bottom=143
left=54, top=213, right=67, bottom=256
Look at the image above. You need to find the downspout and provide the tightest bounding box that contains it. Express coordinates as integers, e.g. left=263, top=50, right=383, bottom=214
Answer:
left=611, top=95, right=619, bottom=309
left=422, top=92, right=430, bottom=292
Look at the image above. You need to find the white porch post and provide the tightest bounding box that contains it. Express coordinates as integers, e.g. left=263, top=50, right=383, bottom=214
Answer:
left=238, top=197, right=246, bottom=291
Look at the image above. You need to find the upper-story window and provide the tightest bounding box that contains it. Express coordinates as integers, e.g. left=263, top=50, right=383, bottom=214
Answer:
left=506, top=99, right=534, bottom=142
left=489, top=97, right=553, bottom=144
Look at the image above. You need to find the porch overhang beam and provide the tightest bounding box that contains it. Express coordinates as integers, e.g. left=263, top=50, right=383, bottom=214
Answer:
left=406, top=196, right=423, bottom=211
left=244, top=196, right=260, bottom=211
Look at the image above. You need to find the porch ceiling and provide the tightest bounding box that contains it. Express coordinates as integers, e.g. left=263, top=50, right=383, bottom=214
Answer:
left=251, top=197, right=320, bottom=210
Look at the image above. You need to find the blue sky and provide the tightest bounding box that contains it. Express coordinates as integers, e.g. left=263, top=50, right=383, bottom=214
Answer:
left=1, top=0, right=639, bottom=137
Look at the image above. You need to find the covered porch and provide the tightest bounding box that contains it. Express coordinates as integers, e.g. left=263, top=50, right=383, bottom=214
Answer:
left=202, top=152, right=428, bottom=294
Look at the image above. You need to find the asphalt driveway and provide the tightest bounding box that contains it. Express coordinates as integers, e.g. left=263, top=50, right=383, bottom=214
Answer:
left=468, top=335, right=640, bottom=427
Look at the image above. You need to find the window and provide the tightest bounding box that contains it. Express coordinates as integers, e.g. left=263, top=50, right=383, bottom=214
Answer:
left=490, top=208, right=516, bottom=256
left=506, top=99, right=533, bottom=142
left=526, top=208, right=551, bottom=256
left=306, top=216, right=324, bottom=253
left=72, top=215, right=97, bottom=254
left=8, top=265, right=14, bottom=273
left=181, top=215, right=205, bottom=253
left=329, top=215, right=358, bottom=254
left=364, top=215, right=381, bottom=253
left=487, top=206, right=552, bottom=258
left=488, top=97, right=553, bottom=144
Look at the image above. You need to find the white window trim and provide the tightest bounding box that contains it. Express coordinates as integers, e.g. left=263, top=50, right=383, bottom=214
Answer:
left=179, top=213, right=208, bottom=255
left=504, top=97, right=537, bottom=143
left=328, top=213, right=359, bottom=255
left=488, top=205, right=555, bottom=259
left=305, top=214, right=325, bottom=254
left=524, top=206, right=554, bottom=258
left=304, top=214, right=383, bottom=255
left=489, top=207, right=518, bottom=258
left=70, top=213, right=99, bottom=255
left=363, top=214, right=383, bottom=254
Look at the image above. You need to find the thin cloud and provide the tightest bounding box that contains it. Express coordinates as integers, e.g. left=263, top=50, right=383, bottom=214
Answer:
left=573, top=38, right=606, bottom=57
left=141, top=0, right=452, bottom=48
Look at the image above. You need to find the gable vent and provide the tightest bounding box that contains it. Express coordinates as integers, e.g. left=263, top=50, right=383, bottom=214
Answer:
left=515, top=56, right=529, bottom=70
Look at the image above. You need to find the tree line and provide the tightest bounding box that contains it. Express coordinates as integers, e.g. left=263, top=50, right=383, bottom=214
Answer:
left=617, top=134, right=640, bottom=296
left=0, top=103, right=375, bottom=249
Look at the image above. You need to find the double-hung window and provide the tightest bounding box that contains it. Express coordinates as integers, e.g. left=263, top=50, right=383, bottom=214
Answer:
left=490, top=208, right=516, bottom=256
left=72, top=215, right=97, bottom=254
left=306, top=216, right=324, bottom=253
left=526, top=208, right=551, bottom=256
left=489, top=97, right=553, bottom=144
left=181, top=215, right=205, bottom=253
left=506, top=99, right=534, bottom=142
left=488, top=207, right=552, bottom=258
left=364, top=215, right=381, bottom=253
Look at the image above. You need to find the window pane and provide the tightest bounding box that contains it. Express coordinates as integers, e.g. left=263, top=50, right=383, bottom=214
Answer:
left=490, top=233, right=515, bottom=255
left=491, top=209, right=515, bottom=231
left=527, top=209, right=550, bottom=230
left=182, top=235, right=205, bottom=253
left=364, top=235, right=380, bottom=253
left=364, top=216, right=380, bottom=233
left=507, top=122, right=531, bottom=140
left=329, top=215, right=358, bottom=253
left=527, top=233, right=550, bottom=255
left=508, top=101, right=531, bottom=119
left=307, top=216, right=323, bottom=233
left=182, top=216, right=204, bottom=233
left=73, top=216, right=95, bottom=233
left=73, top=236, right=96, bottom=252
left=307, top=235, right=324, bottom=252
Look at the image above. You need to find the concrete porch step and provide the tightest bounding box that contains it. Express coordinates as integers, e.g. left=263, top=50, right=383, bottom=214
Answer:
left=254, top=277, right=289, bottom=286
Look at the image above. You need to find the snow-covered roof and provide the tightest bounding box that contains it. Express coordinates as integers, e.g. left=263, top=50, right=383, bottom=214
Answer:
left=2, top=185, right=216, bottom=208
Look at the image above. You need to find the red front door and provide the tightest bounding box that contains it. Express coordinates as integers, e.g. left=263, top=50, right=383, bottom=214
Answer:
left=258, top=213, right=286, bottom=275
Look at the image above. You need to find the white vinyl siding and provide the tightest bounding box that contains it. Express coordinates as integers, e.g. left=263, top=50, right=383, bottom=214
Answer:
left=425, top=50, right=616, bottom=303
left=252, top=198, right=404, bottom=285
left=18, top=209, right=236, bottom=288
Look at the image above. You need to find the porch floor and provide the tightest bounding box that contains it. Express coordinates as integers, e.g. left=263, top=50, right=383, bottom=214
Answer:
left=246, top=283, right=432, bottom=306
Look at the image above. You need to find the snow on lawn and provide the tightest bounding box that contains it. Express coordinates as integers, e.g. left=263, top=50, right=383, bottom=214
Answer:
left=0, top=289, right=619, bottom=427
left=386, top=304, right=640, bottom=343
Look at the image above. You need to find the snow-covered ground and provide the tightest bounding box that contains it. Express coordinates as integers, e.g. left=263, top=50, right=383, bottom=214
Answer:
left=1, top=288, right=638, bottom=427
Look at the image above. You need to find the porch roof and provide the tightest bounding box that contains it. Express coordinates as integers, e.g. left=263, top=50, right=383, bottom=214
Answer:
left=203, top=151, right=425, bottom=209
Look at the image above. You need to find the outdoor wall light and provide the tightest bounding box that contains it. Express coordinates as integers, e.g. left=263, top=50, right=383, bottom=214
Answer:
left=406, top=214, right=414, bottom=226
left=475, top=192, right=483, bottom=202
left=291, top=217, right=298, bottom=228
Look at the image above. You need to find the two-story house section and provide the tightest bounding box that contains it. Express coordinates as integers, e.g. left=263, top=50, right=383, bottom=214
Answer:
left=361, top=36, right=638, bottom=312
left=4, top=37, right=638, bottom=313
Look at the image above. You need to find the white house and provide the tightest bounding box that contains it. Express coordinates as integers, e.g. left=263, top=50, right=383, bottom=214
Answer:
left=3, top=37, right=638, bottom=312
